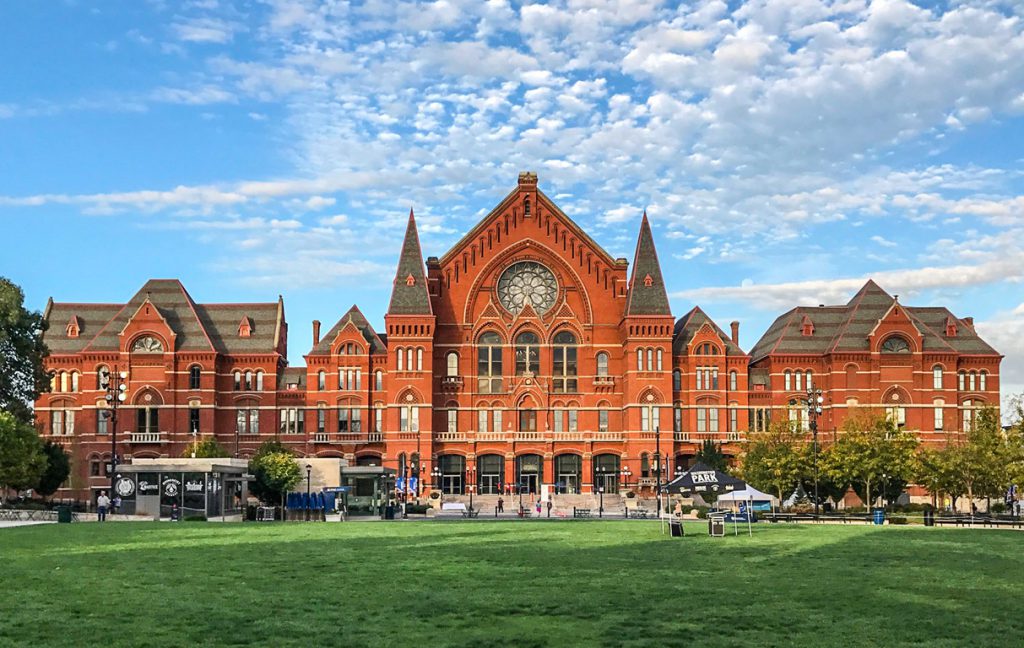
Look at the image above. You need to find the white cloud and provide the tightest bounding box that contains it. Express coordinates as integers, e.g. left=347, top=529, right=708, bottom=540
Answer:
left=172, top=17, right=239, bottom=43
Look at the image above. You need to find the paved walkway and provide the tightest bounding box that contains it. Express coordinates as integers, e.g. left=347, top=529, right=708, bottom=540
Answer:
left=0, top=520, right=55, bottom=528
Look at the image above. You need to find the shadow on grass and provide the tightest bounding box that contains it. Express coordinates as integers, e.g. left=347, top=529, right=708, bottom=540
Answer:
left=2, top=522, right=1022, bottom=648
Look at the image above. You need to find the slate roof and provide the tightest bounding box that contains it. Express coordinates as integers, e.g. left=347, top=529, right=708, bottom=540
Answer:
left=281, top=367, right=307, bottom=390
left=749, top=280, right=999, bottom=362
left=624, top=212, right=672, bottom=317
left=41, top=279, right=284, bottom=356
left=387, top=210, right=432, bottom=315
left=673, top=306, right=745, bottom=356
left=308, top=305, right=387, bottom=356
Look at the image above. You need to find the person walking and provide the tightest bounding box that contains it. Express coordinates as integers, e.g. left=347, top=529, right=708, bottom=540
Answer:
left=546, top=497, right=552, bottom=517
left=97, top=491, right=111, bottom=522
left=112, top=495, right=122, bottom=516
left=497, top=496, right=504, bottom=513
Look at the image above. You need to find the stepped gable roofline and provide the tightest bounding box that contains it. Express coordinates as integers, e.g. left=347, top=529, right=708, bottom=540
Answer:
left=308, top=304, right=386, bottom=356
left=673, top=306, right=745, bottom=356
left=624, top=211, right=672, bottom=317
left=437, top=175, right=619, bottom=268
left=388, top=209, right=432, bottom=316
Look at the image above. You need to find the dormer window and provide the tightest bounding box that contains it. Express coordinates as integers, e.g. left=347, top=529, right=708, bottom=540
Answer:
left=66, top=316, right=80, bottom=338
left=945, top=317, right=958, bottom=337
left=801, top=315, right=814, bottom=337
left=643, top=274, right=653, bottom=287
left=238, top=317, right=253, bottom=338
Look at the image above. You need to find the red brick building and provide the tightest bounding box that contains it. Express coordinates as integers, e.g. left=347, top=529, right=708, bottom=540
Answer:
left=36, top=173, right=1002, bottom=502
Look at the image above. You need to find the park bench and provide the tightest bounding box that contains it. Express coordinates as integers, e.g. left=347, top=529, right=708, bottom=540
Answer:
left=629, top=508, right=650, bottom=519
left=573, top=508, right=591, bottom=518
left=460, top=508, right=480, bottom=518
left=518, top=508, right=532, bottom=518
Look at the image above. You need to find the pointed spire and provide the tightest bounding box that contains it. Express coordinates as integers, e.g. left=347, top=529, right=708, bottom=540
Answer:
left=625, top=211, right=671, bottom=316
left=387, top=208, right=432, bottom=315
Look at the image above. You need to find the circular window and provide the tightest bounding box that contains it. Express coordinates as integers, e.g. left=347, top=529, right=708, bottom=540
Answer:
left=496, top=261, right=558, bottom=314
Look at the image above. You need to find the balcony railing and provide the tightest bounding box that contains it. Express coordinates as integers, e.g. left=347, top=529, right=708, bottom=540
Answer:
left=514, top=431, right=544, bottom=441
left=673, top=432, right=691, bottom=441
left=551, top=432, right=585, bottom=441
left=475, top=432, right=506, bottom=441
left=313, top=432, right=332, bottom=443
left=433, top=432, right=467, bottom=442
left=367, top=432, right=383, bottom=443
left=129, top=431, right=164, bottom=443
left=591, top=432, right=623, bottom=441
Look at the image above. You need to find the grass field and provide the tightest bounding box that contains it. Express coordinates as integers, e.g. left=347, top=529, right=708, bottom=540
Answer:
left=2, top=520, right=1022, bottom=647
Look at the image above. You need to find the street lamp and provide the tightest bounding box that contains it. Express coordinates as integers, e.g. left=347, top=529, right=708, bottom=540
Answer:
left=654, top=422, right=662, bottom=514
left=99, top=368, right=128, bottom=497
left=431, top=466, right=442, bottom=492
left=620, top=465, right=632, bottom=492
left=598, top=485, right=605, bottom=518
left=306, top=463, right=312, bottom=521
left=806, top=387, right=824, bottom=516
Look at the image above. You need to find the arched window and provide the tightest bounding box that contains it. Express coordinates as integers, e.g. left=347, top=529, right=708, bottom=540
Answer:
left=656, top=348, right=663, bottom=371
left=552, top=331, right=577, bottom=393
left=980, top=371, right=987, bottom=391
left=317, top=370, right=326, bottom=391
left=958, top=370, right=966, bottom=391
left=96, top=365, right=109, bottom=390
left=59, top=371, right=68, bottom=393
left=256, top=370, right=264, bottom=391
left=784, top=370, right=792, bottom=391
left=636, top=349, right=643, bottom=372
left=794, top=370, right=803, bottom=392
left=417, top=347, right=423, bottom=371
left=70, top=371, right=79, bottom=393
left=397, top=348, right=405, bottom=372
left=244, top=370, right=253, bottom=391
left=477, top=332, right=503, bottom=393
left=515, top=332, right=540, bottom=376
left=729, top=370, right=737, bottom=392
left=881, top=336, right=911, bottom=353
left=446, top=352, right=459, bottom=377
left=233, top=371, right=241, bottom=391
left=788, top=398, right=809, bottom=431
left=646, top=348, right=653, bottom=371
left=673, top=369, right=682, bottom=391
left=596, top=352, right=609, bottom=377
left=189, top=365, right=202, bottom=390
left=806, top=370, right=813, bottom=390
left=969, top=371, right=977, bottom=391
left=375, top=370, right=383, bottom=391
left=932, top=365, right=943, bottom=390
left=446, top=402, right=458, bottom=433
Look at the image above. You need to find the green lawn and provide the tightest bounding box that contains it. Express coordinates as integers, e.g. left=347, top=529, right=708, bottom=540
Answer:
left=2, top=521, right=1022, bottom=647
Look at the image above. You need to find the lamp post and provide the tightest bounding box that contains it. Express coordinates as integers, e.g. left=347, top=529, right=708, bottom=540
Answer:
left=655, top=422, right=662, bottom=514
left=620, top=466, right=632, bottom=493
left=99, top=368, right=128, bottom=497
left=305, top=463, right=312, bottom=521
left=431, top=466, right=442, bottom=493
left=806, top=388, right=824, bottom=516
left=598, top=486, right=604, bottom=518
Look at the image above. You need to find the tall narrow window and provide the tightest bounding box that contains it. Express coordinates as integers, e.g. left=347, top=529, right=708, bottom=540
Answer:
left=355, top=370, right=362, bottom=391
left=446, top=352, right=459, bottom=377
left=51, top=410, right=63, bottom=436
left=417, top=348, right=423, bottom=371
left=71, top=372, right=79, bottom=392
left=697, top=408, right=707, bottom=432
left=568, top=409, right=578, bottom=433
left=493, top=409, right=502, bottom=433
left=958, top=370, right=966, bottom=390
left=375, top=370, right=383, bottom=391
left=641, top=406, right=650, bottom=432
left=552, top=331, right=578, bottom=393
left=963, top=400, right=973, bottom=432
left=637, top=350, right=643, bottom=372
left=189, top=365, right=201, bottom=390
left=251, top=408, right=261, bottom=435
left=709, top=408, right=719, bottom=432
left=515, top=332, right=540, bottom=376
left=673, top=369, right=681, bottom=391
left=980, top=371, right=987, bottom=391
left=646, top=348, right=653, bottom=372
left=317, top=409, right=326, bottom=434
left=244, top=371, right=253, bottom=391
left=933, top=404, right=943, bottom=431
left=478, top=409, right=488, bottom=433
left=477, top=332, right=503, bottom=393
left=97, top=411, right=108, bottom=435
left=729, top=408, right=738, bottom=433
left=729, top=371, right=737, bottom=392
left=599, top=409, right=609, bottom=433
left=712, top=368, right=719, bottom=390
left=338, top=407, right=349, bottom=433
left=784, top=370, right=792, bottom=391
left=806, top=371, right=813, bottom=390
left=256, top=371, right=264, bottom=391
left=596, top=352, right=609, bottom=377
left=696, top=369, right=703, bottom=391
left=59, top=372, right=68, bottom=392
left=554, top=409, right=563, bottom=432
left=447, top=408, right=457, bottom=433
left=656, top=349, right=663, bottom=371
left=318, top=371, right=326, bottom=391
left=933, top=365, right=943, bottom=390
left=794, top=371, right=803, bottom=392
left=673, top=406, right=682, bottom=433
left=397, top=348, right=405, bottom=372
left=969, top=372, right=976, bottom=391
left=189, top=408, right=200, bottom=433
left=375, top=407, right=383, bottom=433
left=234, top=371, right=241, bottom=391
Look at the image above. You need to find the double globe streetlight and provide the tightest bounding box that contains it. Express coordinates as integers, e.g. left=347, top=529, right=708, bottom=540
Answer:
left=99, top=368, right=128, bottom=496
left=806, top=388, right=824, bottom=516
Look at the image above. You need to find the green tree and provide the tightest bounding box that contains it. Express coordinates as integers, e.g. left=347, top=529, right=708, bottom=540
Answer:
left=915, top=440, right=965, bottom=509
left=694, top=439, right=729, bottom=472
left=738, top=420, right=811, bottom=502
left=36, top=440, right=71, bottom=499
left=823, top=409, right=918, bottom=509
left=248, top=441, right=301, bottom=505
left=0, top=411, right=46, bottom=501
left=181, top=436, right=230, bottom=459
left=0, top=277, right=50, bottom=424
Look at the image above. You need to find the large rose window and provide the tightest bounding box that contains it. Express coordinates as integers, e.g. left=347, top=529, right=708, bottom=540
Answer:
left=496, top=261, right=558, bottom=315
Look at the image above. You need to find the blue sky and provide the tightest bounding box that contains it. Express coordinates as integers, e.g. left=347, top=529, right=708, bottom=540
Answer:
left=1, top=0, right=1022, bottom=399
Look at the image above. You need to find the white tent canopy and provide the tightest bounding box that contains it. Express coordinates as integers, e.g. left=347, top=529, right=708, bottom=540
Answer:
left=717, top=486, right=779, bottom=507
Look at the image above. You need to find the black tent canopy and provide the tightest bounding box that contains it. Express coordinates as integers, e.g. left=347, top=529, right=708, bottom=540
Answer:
left=662, top=462, right=745, bottom=496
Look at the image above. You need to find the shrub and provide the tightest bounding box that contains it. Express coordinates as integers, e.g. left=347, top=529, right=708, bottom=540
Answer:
left=990, top=502, right=1007, bottom=515
left=888, top=516, right=909, bottom=525
left=405, top=504, right=430, bottom=514
left=184, top=515, right=207, bottom=522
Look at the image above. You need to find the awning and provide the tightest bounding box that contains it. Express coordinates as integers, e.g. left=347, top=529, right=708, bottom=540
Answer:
left=662, top=462, right=746, bottom=496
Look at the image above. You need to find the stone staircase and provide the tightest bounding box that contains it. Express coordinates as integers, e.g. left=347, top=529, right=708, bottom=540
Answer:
left=436, top=493, right=630, bottom=516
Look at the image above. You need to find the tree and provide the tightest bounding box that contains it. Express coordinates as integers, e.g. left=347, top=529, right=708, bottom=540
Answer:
left=0, top=277, right=50, bottom=424
left=738, top=420, right=811, bottom=502
left=823, top=409, right=918, bottom=509
left=694, top=439, right=729, bottom=473
left=248, top=440, right=301, bottom=505
left=0, top=411, right=46, bottom=501
left=36, top=441, right=71, bottom=499
left=181, top=436, right=230, bottom=459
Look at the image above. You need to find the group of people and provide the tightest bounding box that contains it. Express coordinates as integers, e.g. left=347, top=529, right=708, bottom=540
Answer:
left=95, top=491, right=122, bottom=521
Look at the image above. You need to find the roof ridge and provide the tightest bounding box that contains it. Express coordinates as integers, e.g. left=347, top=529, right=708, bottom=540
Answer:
left=173, top=280, right=216, bottom=352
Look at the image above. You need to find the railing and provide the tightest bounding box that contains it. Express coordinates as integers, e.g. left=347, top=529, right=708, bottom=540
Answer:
left=313, top=432, right=332, bottom=443
left=366, top=432, right=383, bottom=443
left=442, top=376, right=463, bottom=388
left=591, top=432, right=623, bottom=441
left=514, top=432, right=544, bottom=441
left=673, top=432, right=691, bottom=441
left=475, top=432, right=506, bottom=441
left=129, top=431, right=163, bottom=443
left=433, top=432, right=467, bottom=442
left=551, top=432, right=585, bottom=441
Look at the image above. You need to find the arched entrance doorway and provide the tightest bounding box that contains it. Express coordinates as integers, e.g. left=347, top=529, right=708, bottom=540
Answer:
left=554, top=454, right=581, bottom=494
left=439, top=454, right=465, bottom=495
left=477, top=454, right=504, bottom=494
left=516, top=454, right=543, bottom=494
left=592, top=454, right=620, bottom=493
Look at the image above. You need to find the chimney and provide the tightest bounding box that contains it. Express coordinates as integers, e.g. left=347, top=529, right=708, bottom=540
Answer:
left=730, top=321, right=740, bottom=345
left=312, top=320, right=321, bottom=346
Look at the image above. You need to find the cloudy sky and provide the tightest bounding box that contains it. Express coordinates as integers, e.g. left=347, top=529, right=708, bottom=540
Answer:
left=1, top=0, right=1021, bottom=400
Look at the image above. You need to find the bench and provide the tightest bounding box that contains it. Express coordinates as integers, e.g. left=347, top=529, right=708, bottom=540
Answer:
left=573, top=508, right=591, bottom=518
left=629, top=509, right=649, bottom=519
left=460, top=509, right=480, bottom=518
left=518, top=508, right=532, bottom=518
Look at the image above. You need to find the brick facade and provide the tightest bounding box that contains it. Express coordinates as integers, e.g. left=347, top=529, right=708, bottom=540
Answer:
left=36, top=174, right=1002, bottom=501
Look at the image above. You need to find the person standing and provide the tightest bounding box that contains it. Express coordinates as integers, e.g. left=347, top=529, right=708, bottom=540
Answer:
left=112, top=495, right=122, bottom=516
left=497, top=496, right=504, bottom=513
left=96, top=491, right=111, bottom=522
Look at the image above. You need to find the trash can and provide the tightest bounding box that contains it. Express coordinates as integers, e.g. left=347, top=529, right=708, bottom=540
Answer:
left=923, top=509, right=934, bottom=527
left=708, top=516, right=725, bottom=537
left=872, top=508, right=885, bottom=525
left=384, top=505, right=395, bottom=520
left=57, top=506, right=72, bottom=524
